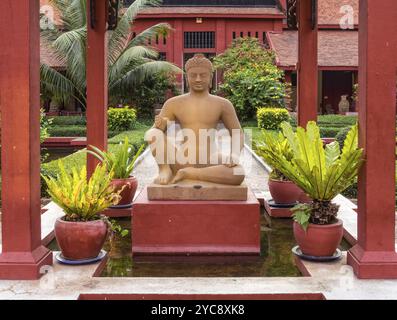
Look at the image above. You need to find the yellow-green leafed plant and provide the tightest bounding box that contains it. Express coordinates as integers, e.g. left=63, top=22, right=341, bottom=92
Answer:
left=42, top=162, right=121, bottom=221
left=255, top=130, right=293, bottom=181
left=86, top=138, right=145, bottom=179
left=272, top=121, right=364, bottom=229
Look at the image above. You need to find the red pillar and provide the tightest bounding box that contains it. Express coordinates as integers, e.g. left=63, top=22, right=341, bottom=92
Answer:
left=0, top=0, right=52, bottom=279
left=297, top=0, right=318, bottom=126
left=216, top=19, right=227, bottom=87
left=347, top=0, right=397, bottom=279
left=173, top=20, right=184, bottom=91
left=86, top=0, right=108, bottom=177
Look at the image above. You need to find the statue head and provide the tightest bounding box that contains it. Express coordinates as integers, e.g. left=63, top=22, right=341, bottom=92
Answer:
left=185, top=54, right=213, bottom=93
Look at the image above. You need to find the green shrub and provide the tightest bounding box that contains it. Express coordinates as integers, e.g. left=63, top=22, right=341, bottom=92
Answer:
left=335, top=126, right=353, bottom=149
left=320, top=127, right=348, bottom=138
left=40, top=109, right=53, bottom=143
left=108, top=107, right=137, bottom=132
left=257, top=108, right=290, bottom=130
left=50, top=116, right=86, bottom=126
left=214, top=38, right=287, bottom=120
left=111, top=73, right=180, bottom=119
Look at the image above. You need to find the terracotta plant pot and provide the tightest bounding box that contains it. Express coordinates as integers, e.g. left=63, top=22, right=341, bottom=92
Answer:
left=293, top=219, right=343, bottom=257
left=55, top=218, right=108, bottom=260
left=111, top=176, right=138, bottom=205
left=268, top=179, right=301, bottom=204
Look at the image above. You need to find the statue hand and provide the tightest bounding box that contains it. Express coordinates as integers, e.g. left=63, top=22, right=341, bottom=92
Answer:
left=154, top=115, right=168, bottom=131
left=225, top=154, right=240, bottom=168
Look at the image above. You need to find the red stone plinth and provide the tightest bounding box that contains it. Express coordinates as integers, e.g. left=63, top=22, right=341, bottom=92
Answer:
left=264, top=200, right=293, bottom=218
left=0, top=247, right=53, bottom=280
left=103, top=207, right=132, bottom=218
left=347, top=245, right=397, bottom=279
left=132, top=188, right=260, bottom=256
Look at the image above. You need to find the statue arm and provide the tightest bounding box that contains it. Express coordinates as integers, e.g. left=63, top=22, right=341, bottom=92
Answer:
left=153, top=100, right=176, bottom=132
left=221, top=100, right=244, bottom=165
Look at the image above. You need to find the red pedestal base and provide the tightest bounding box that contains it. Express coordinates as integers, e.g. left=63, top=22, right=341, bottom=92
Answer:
left=132, top=188, right=260, bottom=256
left=264, top=200, right=293, bottom=218
left=347, top=245, right=397, bottom=279
left=0, top=246, right=53, bottom=280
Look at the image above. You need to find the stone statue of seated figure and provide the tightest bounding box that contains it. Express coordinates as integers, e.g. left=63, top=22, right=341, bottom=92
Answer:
left=145, top=54, right=245, bottom=186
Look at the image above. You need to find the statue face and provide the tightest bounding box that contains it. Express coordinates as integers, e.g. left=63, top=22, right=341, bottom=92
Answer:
left=186, top=66, right=212, bottom=93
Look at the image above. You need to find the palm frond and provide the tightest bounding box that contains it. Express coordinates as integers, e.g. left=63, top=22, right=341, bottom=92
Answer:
left=110, top=60, right=180, bottom=96
left=108, top=0, right=162, bottom=64
left=109, top=45, right=159, bottom=84
left=40, top=63, right=85, bottom=106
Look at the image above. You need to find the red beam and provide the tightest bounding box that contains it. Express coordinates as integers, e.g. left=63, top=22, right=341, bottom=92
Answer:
left=136, top=14, right=285, bottom=20
left=86, top=0, right=108, bottom=177
left=297, top=0, right=318, bottom=126
left=347, top=0, right=397, bottom=279
left=0, top=0, right=52, bottom=279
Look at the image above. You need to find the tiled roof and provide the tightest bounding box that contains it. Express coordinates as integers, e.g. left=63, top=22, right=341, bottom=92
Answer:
left=268, top=30, right=358, bottom=68
left=137, top=6, right=283, bottom=16
left=40, top=0, right=63, bottom=26
left=40, top=39, right=65, bottom=68
left=318, top=0, right=359, bottom=26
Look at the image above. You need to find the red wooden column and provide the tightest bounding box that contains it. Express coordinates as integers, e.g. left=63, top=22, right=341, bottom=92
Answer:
left=215, top=19, right=227, bottom=88
left=297, top=0, right=318, bottom=126
left=86, top=0, right=108, bottom=177
left=347, top=0, right=397, bottom=279
left=173, top=20, right=184, bottom=91
left=0, top=0, right=52, bottom=279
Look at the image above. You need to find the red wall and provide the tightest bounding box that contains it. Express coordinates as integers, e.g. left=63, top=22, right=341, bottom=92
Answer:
left=132, top=17, right=283, bottom=69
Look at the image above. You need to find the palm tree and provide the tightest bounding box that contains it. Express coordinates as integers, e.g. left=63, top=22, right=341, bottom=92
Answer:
left=40, top=0, right=180, bottom=109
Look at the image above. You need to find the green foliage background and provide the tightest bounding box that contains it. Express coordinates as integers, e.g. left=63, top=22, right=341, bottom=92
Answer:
left=214, top=38, right=287, bottom=121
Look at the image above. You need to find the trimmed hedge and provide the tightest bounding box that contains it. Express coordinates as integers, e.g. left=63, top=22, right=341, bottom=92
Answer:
left=49, top=116, right=86, bottom=126
left=48, top=125, right=86, bottom=137
left=47, top=125, right=121, bottom=138
left=108, top=107, right=137, bottom=132
left=289, top=115, right=358, bottom=127
left=257, top=108, right=290, bottom=130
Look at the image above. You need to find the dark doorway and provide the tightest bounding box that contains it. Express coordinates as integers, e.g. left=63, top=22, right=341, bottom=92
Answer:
left=322, top=71, right=354, bottom=114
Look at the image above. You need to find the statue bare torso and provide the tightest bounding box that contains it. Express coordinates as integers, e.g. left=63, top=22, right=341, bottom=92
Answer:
left=145, top=54, right=245, bottom=186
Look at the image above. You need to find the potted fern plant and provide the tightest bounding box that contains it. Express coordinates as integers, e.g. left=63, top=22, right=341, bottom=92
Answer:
left=256, top=131, right=302, bottom=205
left=42, top=162, right=123, bottom=260
left=87, top=138, right=145, bottom=206
left=270, top=121, right=364, bottom=257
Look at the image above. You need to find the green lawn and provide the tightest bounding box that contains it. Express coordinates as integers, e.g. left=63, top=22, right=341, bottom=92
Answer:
left=42, top=123, right=150, bottom=176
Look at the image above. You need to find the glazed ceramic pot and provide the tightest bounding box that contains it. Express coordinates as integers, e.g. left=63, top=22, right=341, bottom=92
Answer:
left=110, top=176, right=138, bottom=205
left=268, top=179, right=301, bottom=204
left=55, top=218, right=108, bottom=260
left=293, top=219, right=343, bottom=257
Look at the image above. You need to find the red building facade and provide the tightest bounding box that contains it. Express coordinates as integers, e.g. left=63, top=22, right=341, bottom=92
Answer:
left=132, top=0, right=359, bottom=114
left=132, top=1, right=284, bottom=91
